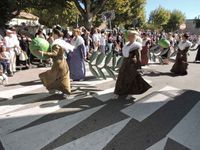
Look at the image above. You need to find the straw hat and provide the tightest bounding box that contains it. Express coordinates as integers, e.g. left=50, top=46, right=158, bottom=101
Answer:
left=6, top=30, right=13, bottom=34
left=128, top=30, right=139, bottom=35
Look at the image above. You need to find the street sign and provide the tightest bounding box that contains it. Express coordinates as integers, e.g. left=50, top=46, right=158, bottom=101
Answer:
left=101, top=10, right=115, bottom=21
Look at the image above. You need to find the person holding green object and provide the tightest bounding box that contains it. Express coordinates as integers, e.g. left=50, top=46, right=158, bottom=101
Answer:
left=35, top=27, right=73, bottom=99
left=29, top=37, right=50, bottom=60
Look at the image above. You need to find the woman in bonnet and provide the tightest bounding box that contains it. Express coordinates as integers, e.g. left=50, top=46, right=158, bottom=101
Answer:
left=114, top=30, right=151, bottom=99
left=68, top=28, right=87, bottom=81
left=37, top=27, right=72, bottom=98
left=170, top=33, right=192, bottom=75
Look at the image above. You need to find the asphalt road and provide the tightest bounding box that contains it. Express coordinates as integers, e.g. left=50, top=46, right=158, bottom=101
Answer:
left=0, top=50, right=199, bottom=150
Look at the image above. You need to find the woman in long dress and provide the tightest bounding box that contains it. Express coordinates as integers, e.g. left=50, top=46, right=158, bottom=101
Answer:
left=170, top=33, right=192, bottom=75
left=37, top=28, right=71, bottom=97
left=141, top=33, right=151, bottom=66
left=68, top=29, right=86, bottom=81
left=195, top=35, right=200, bottom=62
left=114, top=30, right=151, bottom=99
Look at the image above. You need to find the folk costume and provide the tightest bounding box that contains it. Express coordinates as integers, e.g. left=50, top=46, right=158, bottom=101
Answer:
left=39, top=38, right=72, bottom=95
left=68, top=30, right=86, bottom=81
left=141, top=35, right=151, bottom=66
left=114, top=38, right=151, bottom=96
left=170, top=33, right=192, bottom=75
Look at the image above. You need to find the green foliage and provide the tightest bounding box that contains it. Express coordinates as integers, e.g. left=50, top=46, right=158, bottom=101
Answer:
left=27, top=2, right=79, bottom=28
left=129, top=0, right=146, bottom=27
left=0, top=0, right=75, bottom=27
left=0, top=0, right=18, bottom=27
left=164, top=10, right=186, bottom=32
left=87, top=52, right=123, bottom=80
left=149, top=7, right=185, bottom=32
left=98, top=0, right=146, bottom=28
left=149, top=6, right=171, bottom=29
left=71, top=0, right=109, bottom=29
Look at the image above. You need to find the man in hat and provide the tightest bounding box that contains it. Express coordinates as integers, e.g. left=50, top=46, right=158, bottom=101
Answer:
left=4, top=29, right=20, bottom=75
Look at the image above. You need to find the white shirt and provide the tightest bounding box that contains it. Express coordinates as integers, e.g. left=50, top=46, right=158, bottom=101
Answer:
left=3, top=51, right=11, bottom=60
left=4, top=36, right=15, bottom=49
left=52, top=38, right=74, bottom=53
left=122, top=41, right=142, bottom=58
left=71, top=36, right=85, bottom=49
left=178, top=40, right=192, bottom=51
left=100, top=34, right=106, bottom=46
left=4, top=34, right=20, bottom=51
left=92, top=33, right=100, bottom=44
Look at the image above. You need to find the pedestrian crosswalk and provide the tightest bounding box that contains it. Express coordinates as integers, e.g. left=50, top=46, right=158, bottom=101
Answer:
left=121, top=86, right=181, bottom=122
left=0, top=68, right=200, bottom=150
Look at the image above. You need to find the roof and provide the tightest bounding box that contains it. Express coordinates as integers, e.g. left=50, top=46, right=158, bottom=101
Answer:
left=13, top=11, right=39, bottom=20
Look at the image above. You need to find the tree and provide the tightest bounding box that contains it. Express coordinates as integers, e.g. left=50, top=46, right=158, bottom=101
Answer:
left=129, top=0, right=146, bottom=27
left=164, top=10, right=185, bottom=32
left=0, top=0, right=18, bottom=28
left=93, top=0, right=146, bottom=29
left=0, top=0, right=146, bottom=30
left=29, top=2, right=79, bottom=28
left=0, top=0, right=69, bottom=28
left=100, top=0, right=131, bottom=27
left=149, top=6, right=170, bottom=29
left=71, top=0, right=109, bottom=29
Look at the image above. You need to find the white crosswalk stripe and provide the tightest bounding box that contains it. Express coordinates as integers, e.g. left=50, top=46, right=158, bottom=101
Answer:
left=0, top=93, right=50, bottom=115
left=147, top=100, right=200, bottom=150
left=0, top=85, right=43, bottom=100
left=2, top=67, right=199, bottom=150
left=55, top=118, right=131, bottom=150
left=0, top=94, right=85, bottom=136
left=1, top=105, right=105, bottom=150
left=121, top=86, right=181, bottom=122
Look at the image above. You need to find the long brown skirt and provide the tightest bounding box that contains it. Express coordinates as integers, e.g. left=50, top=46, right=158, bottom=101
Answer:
left=141, top=46, right=149, bottom=65
left=170, top=52, right=188, bottom=75
left=39, top=59, right=71, bottom=94
left=114, top=57, right=151, bottom=96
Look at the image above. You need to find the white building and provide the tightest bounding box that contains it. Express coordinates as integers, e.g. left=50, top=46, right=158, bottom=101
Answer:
left=9, top=11, right=39, bottom=26
left=184, top=19, right=200, bottom=34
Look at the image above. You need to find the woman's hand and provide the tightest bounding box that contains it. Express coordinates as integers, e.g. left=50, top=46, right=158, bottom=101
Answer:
left=33, top=50, right=42, bottom=56
left=132, top=57, right=137, bottom=63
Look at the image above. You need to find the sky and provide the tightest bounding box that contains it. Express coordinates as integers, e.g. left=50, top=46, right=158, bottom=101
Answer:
left=146, top=0, right=200, bottom=19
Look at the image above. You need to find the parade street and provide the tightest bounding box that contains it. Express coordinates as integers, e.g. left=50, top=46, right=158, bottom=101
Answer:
left=0, top=51, right=200, bottom=150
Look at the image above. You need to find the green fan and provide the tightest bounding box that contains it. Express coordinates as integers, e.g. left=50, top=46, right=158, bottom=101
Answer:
left=29, top=37, right=50, bottom=60
left=158, top=39, right=170, bottom=48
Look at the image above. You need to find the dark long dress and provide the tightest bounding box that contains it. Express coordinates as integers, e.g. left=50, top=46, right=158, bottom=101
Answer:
left=170, top=48, right=189, bottom=75
left=114, top=50, right=151, bottom=95
left=195, top=45, right=200, bottom=61
left=141, top=40, right=151, bottom=66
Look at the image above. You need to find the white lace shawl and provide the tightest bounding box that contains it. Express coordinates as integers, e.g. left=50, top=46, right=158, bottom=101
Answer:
left=122, top=41, right=142, bottom=58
